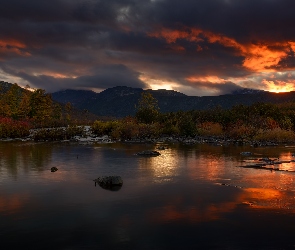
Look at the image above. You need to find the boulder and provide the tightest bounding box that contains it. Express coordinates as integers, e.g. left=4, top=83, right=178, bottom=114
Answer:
left=51, top=167, right=58, bottom=172
left=240, top=152, right=252, bottom=156
left=136, top=150, right=161, bottom=156
left=94, top=176, right=123, bottom=191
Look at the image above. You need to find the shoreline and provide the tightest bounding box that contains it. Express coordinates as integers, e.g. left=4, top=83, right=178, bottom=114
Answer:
left=0, top=126, right=286, bottom=147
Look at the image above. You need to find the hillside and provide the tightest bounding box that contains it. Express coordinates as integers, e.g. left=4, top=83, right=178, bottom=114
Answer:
left=3, top=81, right=295, bottom=118
left=51, top=86, right=295, bottom=117
left=0, top=81, right=100, bottom=122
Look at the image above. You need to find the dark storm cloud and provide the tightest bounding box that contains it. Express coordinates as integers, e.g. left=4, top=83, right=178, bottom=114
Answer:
left=13, top=64, right=147, bottom=92
left=1, top=0, right=295, bottom=94
left=184, top=80, right=243, bottom=96
left=137, top=0, right=295, bottom=42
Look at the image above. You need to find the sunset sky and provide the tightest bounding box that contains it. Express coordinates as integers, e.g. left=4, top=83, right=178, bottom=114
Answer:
left=1, top=0, right=295, bottom=96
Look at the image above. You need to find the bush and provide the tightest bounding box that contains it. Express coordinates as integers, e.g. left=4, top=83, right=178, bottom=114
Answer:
left=110, top=119, right=139, bottom=140
left=92, top=120, right=119, bottom=135
left=32, top=126, right=86, bottom=141
left=0, top=117, right=31, bottom=138
left=253, top=128, right=295, bottom=143
left=137, top=123, right=161, bottom=138
left=197, top=122, right=223, bottom=137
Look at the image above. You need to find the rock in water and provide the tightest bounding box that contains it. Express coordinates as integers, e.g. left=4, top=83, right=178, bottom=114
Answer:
left=51, top=167, right=58, bottom=172
left=240, top=152, right=252, bottom=156
left=136, top=150, right=161, bottom=156
left=94, top=176, right=123, bottom=191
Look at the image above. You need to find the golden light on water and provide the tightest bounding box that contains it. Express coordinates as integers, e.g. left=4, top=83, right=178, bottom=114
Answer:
left=138, top=149, right=180, bottom=182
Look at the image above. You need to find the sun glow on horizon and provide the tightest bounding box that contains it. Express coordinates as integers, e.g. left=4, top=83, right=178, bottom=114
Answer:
left=262, top=79, right=295, bottom=93
left=139, top=74, right=180, bottom=91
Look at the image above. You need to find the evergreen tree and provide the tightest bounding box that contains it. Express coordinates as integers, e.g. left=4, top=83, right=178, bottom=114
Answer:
left=29, top=89, right=53, bottom=124
left=135, top=92, right=160, bottom=124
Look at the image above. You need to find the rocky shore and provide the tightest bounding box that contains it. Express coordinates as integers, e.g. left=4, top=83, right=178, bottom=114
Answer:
left=0, top=125, right=285, bottom=147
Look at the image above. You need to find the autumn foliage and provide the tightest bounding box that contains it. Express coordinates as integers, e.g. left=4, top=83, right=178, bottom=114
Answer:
left=0, top=117, right=30, bottom=138
left=2, top=83, right=295, bottom=143
left=91, top=96, right=295, bottom=143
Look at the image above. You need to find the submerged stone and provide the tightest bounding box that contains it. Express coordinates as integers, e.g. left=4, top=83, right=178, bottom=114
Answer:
left=136, top=150, right=161, bottom=156
left=240, top=151, right=252, bottom=156
left=94, top=176, right=123, bottom=191
left=51, top=167, right=58, bottom=172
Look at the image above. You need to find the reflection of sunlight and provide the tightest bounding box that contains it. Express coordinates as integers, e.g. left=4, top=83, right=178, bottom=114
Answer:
left=139, top=75, right=180, bottom=91
left=262, top=79, right=295, bottom=93
left=138, top=150, right=180, bottom=182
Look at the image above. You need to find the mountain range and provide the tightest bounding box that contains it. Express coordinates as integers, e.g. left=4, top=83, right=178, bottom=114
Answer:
left=2, top=80, right=295, bottom=118
left=51, top=86, right=295, bottom=118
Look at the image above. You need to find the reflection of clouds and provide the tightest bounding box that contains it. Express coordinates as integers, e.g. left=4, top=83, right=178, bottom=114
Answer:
left=147, top=202, right=238, bottom=224
left=114, top=215, right=131, bottom=243
left=243, top=184, right=295, bottom=209
left=0, top=193, right=30, bottom=215
left=187, top=154, right=228, bottom=181
left=235, top=149, right=295, bottom=209
left=138, top=150, right=180, bottom=182
left=238, top=187, right=295, bottom=209
left=146, top=184, right=292, bottom=225
left=36, top=167, right=83, bottom=183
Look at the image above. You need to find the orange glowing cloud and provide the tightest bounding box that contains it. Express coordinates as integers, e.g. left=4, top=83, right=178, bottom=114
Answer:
left=242, top=45, right=287, bottom=72
left=0, top=39, right=30, bottom=58
left=261, top=79, right=295, bottom=93
left=148, top=27, right=293, bottom=72
left=186, top=76, right=227, bottom=84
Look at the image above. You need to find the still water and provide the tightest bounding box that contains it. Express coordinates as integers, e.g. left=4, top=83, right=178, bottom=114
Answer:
left=1, top=141, right=295, bottom=249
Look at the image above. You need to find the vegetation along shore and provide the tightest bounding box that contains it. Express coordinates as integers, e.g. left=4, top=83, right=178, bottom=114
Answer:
left=1, top=82, right=295, bottom=144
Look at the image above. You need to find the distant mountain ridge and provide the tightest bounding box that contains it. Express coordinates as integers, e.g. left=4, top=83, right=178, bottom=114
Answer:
left=2, top=81, right=295, bottom=118
left=230, top=88, right=265, bottom=95
left=51, top=86, right=295, bottom=117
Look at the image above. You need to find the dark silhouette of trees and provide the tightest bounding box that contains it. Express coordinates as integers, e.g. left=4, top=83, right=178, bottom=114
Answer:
left=135, top=92, right=160, bottom=124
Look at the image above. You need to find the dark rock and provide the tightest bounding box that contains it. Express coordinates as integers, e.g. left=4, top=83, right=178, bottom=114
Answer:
left=51, top=167, right=58, bottom=172
left=240, top=151, right=252, bottom=156
left=94, top=176, right=123, bottom=191
left=136, top=150, right=161, bottom=156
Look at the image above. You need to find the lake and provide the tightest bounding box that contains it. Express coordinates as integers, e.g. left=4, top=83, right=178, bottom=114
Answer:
left=1, top=141, right=295, bottom=249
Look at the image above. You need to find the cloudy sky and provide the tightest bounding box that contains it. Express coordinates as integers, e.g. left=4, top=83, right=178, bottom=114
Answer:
left=1, top=0, right=295, bottom=95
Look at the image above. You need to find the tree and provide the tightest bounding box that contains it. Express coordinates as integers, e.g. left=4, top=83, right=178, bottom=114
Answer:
left=135, top=92, right=160, bottom=124
left=29, top=89, right=53, bottom=124
left=65, top=102, right=72, bottom=122
left=0, top=83, right=21, bottom=119
left=18, top=88, right=32, bottom=119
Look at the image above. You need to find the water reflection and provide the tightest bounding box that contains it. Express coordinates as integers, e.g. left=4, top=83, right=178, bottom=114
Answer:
left=0, top=142, right=53, bottom=177
left=138, top=148, right=180, bottom=183
left=1, top=142, right=295, bottom=248
left=0, top=192, right=30, bottom=215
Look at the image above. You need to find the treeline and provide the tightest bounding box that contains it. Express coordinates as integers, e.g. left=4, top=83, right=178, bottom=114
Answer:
left=0, top=83, right=87, bottom=138
left=2, top=84, right=295, bottom=143
left=92, top=92, right=295, bottom=143
left=0, top=84, right=63, bottom=125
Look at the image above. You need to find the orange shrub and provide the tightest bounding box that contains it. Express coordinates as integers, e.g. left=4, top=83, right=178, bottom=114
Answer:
left=0, top=117, right=31, bottom=138
left=197, top=122, right=223, bottom=136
